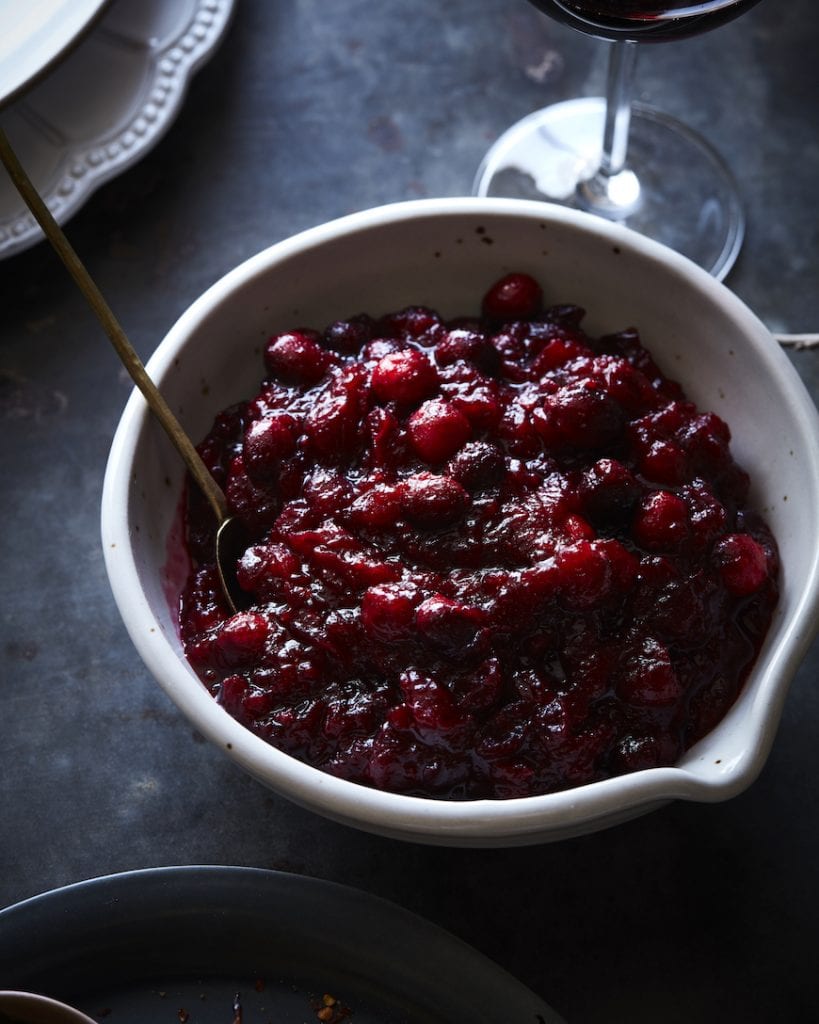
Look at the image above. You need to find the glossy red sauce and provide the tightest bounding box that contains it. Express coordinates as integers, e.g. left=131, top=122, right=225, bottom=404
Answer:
left=179, top=273, right=778, bottom=799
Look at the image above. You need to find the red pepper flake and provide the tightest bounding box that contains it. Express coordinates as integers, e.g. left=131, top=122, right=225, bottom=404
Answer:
left=254, top=978, right=265, bottom=993
left=178, top=1011, right=189, bottom=1023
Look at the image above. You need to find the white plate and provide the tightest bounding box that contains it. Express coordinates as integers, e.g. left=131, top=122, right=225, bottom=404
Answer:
left=0, top=0, right=234, bottom=259
left=0, top=0, right=110, bottom=108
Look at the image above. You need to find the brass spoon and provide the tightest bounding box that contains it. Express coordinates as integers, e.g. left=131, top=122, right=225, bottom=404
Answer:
left=0, top=127, right=246, bottom=614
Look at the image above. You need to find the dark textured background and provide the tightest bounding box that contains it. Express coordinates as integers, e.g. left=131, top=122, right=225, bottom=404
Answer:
left=1, top=1, right=817, bottom=1020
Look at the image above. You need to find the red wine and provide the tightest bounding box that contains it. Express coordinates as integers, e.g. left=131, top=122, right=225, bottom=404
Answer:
left=527, top=1, right=763, bottom=42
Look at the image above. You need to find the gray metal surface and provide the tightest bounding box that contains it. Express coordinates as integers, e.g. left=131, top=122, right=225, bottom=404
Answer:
left=1, top=2, right=817, bottom=1021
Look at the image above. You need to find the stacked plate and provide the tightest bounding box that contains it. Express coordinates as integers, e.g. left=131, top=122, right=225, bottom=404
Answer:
left=0, top=0, right=234, bottom=258
left=0, top=866, right=563, bottom=1023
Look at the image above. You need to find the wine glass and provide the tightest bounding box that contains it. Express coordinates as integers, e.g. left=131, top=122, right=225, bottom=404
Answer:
left=474, top=1, right=764, bottom=279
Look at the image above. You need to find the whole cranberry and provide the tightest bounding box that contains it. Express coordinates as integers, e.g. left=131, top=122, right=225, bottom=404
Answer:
left=618, top=637, right=682, bottom=707
left=555, top=540, right=613, bottom=610
left=684, top=411, right=733, bottom=475
left=303, top=467, right=354, bottom=516
left=633, top=490, right=690, bottom=552
left=407, top=398, right=472, bottom=463
left=361, top=582, right=419, bottom=643
left=534, top=379, right=625, bottom=450
left=371, top=348, right=438, bottom=406
left=217, top=674, right=249, bottom=715
left=349, top=484, right=403, bottom=529
left=446, top=441, right=506, bottom=491
left=400, top=472, right=470, bottom=529
left=323, top=314, right=374, bottom=353
left=713, top=533, right=770, bottom=595
left=304, top=368, right=367, bottom=460
left=581, top=458, right=641, bottom=524
left=434, top=328, right=499, bottom=373
left=481, top=272, right=543, bottom=321
left=636, top=438, right=686, bottom=485
left=531, top=336, right=588, bottom=375
left=379, top=305, right=441, bottom=338
left=243, top=412, right=299, bottom=481
left=264, top=330, right=331, bottom=384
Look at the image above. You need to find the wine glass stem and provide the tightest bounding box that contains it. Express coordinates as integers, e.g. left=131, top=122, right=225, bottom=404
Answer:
left=600, top=39, right=637, bottom=177
left=577, top=39, right=641, bottom=216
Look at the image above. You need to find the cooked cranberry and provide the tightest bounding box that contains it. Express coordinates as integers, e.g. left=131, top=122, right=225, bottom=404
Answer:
left=713, top=533, right=769, bottom=595
left=581, top=458, right=641, bottom=524
left=560, top=513, right=596, bottom=543
left=534, top=380, right=625, bottom=450
left=264, top=330, right=331, bottom=384
left=407, top=398, right=472, bottom=463
left=446, top=441, right=505, bottom=491
left=180, top=272, right=778, bottom=800
left=243, top=412, right=299, bottom=482
left=415, top=594, right=487, bottom=656
left=400, top=472, right=470, bottom=529
left=449, top=658, right=504, bottom=712
left=555, top=540, right=613, bottom=610
left=684, top=483, right=727, bottom=548
left=217, top=674, right=250, bottom=715
left=302, top=468, right=354, bottom=517
left=683, top=411, right=732, bottom=475
left=304, top=368, right=366, bottom=460
left=637, top=439, right=688, bottom=485
left=224, top=456, right=279, bottom=534
left=364, top=406, right=404, bottom=470
left=482, top=272, right=543, bottom=321
left=399, top=670, right=473, bottom=741
left=611, top=733, right=671, bottom=774
left=531, top=336, right=589, bottom=374
left=235, top=542, right=301, bottom=596
left=323, top=315, right=374, bottom=353
left=633, top=490, right=690, bottom=552
left=378, top=305, right=441, bottom=338
left=617, top=637, right=682, bottom=707
left=435, top=328, right=500, bottom=373
left=595, top=538, right=639, bottom=593
left=215, top=611, right=269, bottom=667
left=371, top=348, right=438, bottom=405
left=349, top=484, right=403, bottom=529
left=361, top=582, right=419, bottom=643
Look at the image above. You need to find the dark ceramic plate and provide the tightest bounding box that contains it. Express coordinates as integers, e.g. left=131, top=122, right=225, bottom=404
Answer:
left=0, top=866, right=563, bottom=1024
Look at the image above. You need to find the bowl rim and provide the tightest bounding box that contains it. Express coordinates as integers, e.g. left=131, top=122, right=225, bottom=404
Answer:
left=0, top=990, right=97, bottom=1024
left=101, top=196, right=819, bottom=842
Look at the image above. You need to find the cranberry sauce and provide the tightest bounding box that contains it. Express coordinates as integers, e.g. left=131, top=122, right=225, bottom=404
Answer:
left=179, top=273, right=778, bottom=800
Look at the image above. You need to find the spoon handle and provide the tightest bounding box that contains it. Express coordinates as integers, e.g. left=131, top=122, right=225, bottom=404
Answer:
left=0, top=126, right=227, bottom=523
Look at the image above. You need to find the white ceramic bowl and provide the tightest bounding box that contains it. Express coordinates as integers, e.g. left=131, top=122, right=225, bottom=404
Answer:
left=0, top=991, right=96, bottom=1024
left=102, top=198, right=819, bottom=846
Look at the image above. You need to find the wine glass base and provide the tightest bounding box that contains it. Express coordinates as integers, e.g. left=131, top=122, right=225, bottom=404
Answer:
left=474, top=97, right=744, bottom=280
